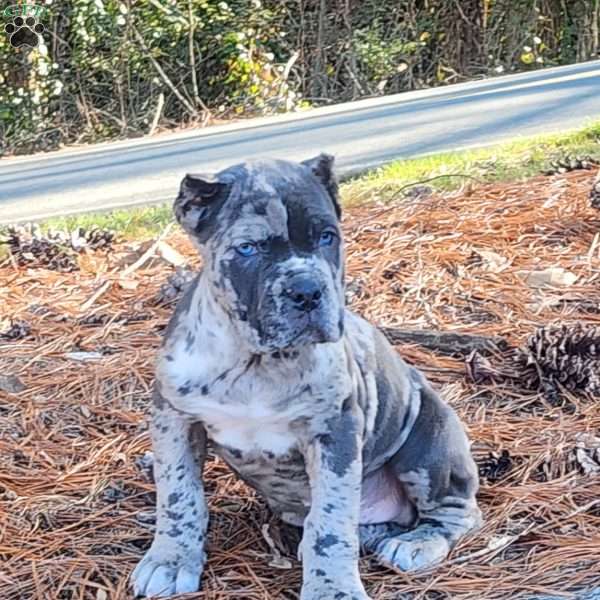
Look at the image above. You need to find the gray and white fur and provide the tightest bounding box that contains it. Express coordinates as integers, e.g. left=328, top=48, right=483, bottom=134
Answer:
left=131, top=155, right=482, bottom=599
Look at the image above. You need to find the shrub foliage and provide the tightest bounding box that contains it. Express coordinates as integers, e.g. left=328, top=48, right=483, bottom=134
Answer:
left=1, top=0, right=598, bottom=155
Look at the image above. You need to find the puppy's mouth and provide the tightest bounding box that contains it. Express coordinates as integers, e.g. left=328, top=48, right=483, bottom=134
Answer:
left=262, top=312, right=344, bottom=350
left=289, top=319, right=330, bottom=346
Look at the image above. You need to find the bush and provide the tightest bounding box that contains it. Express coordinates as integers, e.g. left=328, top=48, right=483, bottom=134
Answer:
left=0, top=0, right=598, bottom=156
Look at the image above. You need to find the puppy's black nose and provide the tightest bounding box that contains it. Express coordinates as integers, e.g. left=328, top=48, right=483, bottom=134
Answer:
left=284, top=277, right=323, bottom=312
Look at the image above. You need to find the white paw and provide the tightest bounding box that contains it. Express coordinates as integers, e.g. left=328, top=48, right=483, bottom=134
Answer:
left=376, top=535, right=450, bottom=572
left=301, top=578, right=371, bottom=600
left=131, top=547, right=204, bottom=597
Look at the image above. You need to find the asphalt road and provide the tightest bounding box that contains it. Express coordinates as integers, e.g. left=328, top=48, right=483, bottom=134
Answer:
left=1, top=60, right=600, bottom=224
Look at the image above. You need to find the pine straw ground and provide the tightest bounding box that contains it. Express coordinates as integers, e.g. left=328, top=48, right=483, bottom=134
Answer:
left=1, top=168, right=600, bottom=600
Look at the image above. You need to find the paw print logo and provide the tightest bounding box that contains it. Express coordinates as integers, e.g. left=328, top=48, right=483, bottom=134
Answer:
left=4, top=16, right=44, bottom=48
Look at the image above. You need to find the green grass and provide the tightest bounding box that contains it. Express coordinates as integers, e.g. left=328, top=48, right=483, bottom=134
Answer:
left=38, top=203, right=174, bottom=239
left=342, top=120, right=600, bottom=205
left=4, top=121, right=600, bottom=239
left=0, top=205, right=174, bottom=258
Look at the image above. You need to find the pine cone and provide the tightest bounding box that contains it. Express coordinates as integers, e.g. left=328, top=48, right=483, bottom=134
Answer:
left=70, top=226, right=115, bottom=251
left=0, top=320, right=31, bottom=340
left=516, top=324, right=600, bottom=397
left=467, top=325, right=600, bottom=402
left=155, top=268, right=197, bottom=305
left=591, top=171, right=600, bottom=210
left=544, top=155, right=598, bottom=176
left=83, top=227, right=115, bottom=250
left=478, top=449, right=513, bottom=483
left=1, top=224, right=115, bottom=271
left=2, top=225, right=79, bottom=272
left=345, top=277, right=368, bottom=304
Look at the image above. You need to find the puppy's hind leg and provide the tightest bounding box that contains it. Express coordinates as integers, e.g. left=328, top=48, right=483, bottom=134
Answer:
left=361, top=370, right=481, bottom=572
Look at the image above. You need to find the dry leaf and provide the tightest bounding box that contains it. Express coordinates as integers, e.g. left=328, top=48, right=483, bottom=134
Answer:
left=475, top=250, right=510, bottom=273
left=65, top=351, right=104, bottom=362
left=261, top=524, right=293, bottom=570
left=156, top=241, right=187, bottom=267
left=574, top=433, right=600, bottom=475
left=118, top=278, right=140, bottom=290
left=526, top=293, right=562, bottom=313
left=0, top=375, right=26, bottom=393
left=450, top=534, right=517, bottom=564
left=516, top=267, right=578, bottom=288
left=117, top=240, right=155, bottom=268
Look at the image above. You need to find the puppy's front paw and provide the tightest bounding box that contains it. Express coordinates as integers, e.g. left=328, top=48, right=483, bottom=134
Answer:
left=301, top=578, right=371, bottom=600
left=131, top=546, right=204, bottom=597
left=375, top=533, right=450, bottom=572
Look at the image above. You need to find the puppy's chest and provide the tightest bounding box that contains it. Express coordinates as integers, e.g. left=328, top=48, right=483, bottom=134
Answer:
left=163, top=362, right=330, bottom=454
left=200, top=394, right=308, bottom=456
left=161, top=340, right=350, bottom=456
left=199, top=393, right=313, bottom=509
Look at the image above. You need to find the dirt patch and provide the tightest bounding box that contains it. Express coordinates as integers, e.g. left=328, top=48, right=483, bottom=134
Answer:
left=1, top=169, right=599, bottom=599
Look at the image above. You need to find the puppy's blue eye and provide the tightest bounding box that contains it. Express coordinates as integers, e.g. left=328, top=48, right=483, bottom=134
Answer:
left=236, top=243, right=257, bottom=257
left=319, top=230, right=335, bottom=247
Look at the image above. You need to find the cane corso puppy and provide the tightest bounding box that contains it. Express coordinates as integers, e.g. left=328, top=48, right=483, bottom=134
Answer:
left=131, top=155, right=481, bottom=599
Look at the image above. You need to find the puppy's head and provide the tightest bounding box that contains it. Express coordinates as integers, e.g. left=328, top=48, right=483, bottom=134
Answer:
left=174, top=154, right=345, bottom=353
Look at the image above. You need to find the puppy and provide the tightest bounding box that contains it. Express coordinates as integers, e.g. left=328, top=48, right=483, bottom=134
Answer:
left=131, top=155, right=481, bottom=598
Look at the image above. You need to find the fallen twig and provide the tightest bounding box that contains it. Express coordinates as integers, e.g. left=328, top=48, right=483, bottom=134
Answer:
left=380, top=326, right=507, bottom=355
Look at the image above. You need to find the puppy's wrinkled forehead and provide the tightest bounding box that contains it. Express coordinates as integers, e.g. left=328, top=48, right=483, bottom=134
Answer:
left=174, top=154, right=341, bottom=246
left=221, top=159, right=337, bottom=240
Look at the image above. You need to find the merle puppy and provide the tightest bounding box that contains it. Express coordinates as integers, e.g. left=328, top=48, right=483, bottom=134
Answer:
left=131, top=155, right=481, bottom=599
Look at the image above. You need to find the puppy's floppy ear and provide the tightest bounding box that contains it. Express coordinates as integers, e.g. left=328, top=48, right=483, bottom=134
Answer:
left=302, top=153, right=341, bottom=219
left=174, top=174, right=230, bottom=240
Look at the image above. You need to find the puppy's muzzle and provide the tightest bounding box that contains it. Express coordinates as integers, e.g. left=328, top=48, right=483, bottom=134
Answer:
left=283, top=276, right=323, bottom=313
